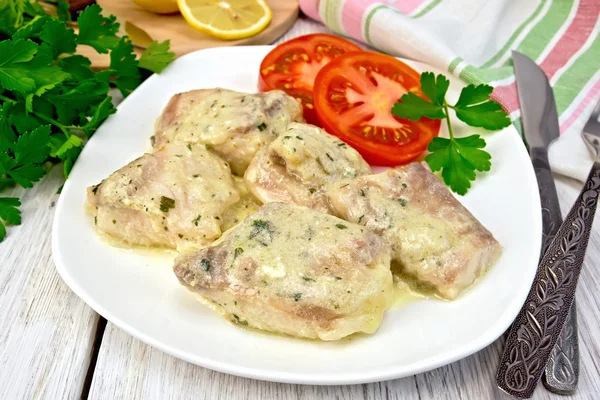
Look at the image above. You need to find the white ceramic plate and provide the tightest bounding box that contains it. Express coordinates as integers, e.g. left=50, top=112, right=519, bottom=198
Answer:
left=52, top=46, right=541, bottom=385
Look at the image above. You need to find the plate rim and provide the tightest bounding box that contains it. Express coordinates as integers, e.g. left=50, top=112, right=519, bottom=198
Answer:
left=52, top=45, right=542, bottom=385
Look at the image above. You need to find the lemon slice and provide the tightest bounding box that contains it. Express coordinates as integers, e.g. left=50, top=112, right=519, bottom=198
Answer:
left=177, top=0, right=272, bottom=40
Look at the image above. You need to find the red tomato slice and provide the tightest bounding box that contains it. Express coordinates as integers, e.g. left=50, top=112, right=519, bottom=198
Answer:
left=258, top=34, right=362, bottom=125
left=313, top=51, right=441, bottom=166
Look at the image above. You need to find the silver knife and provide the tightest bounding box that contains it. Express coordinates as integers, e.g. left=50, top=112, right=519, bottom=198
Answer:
left=496, top=52, right=596, bottom=398
left=511, top=52, right=580, bottom=395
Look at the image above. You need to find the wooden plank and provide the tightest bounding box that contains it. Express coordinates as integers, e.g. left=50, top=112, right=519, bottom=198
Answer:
left=0, top=167, right=100, bottom=400
left=88, top=322, right=422, bottom=400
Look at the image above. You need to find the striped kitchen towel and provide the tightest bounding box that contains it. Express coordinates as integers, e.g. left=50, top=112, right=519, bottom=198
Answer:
left=299, top=0, right=600, bottom=182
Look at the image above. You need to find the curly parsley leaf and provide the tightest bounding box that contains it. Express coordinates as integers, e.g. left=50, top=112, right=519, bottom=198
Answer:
left=49, top=78, right=110, bottom=126
left=392, top=72, right=508, bottom=195
left=0, top=197, right=21, bottom=241
left=420, top=71, right=450, bottom=106
left=40, top=18, right=77, bottom=56
left=0, top=197, right=21, bottom=225
left=105, top=37, right=141, bottom=97
left=391, top=72, right=446, bottom=120
left=391, top=93, right=444, bottom=120
left=59, top=55, right=95, bottom=81
left=50, top=134, right=83, bottom=158
left=0, top=38, right=38, bottom=92
left=138, top=40, right=176, bottom=73
left=12, top=124, right=52, bottom=165
left=12, top=14, right=48, bottom=40
left=76, top=4, right=119, bottom=53
left=4, top=0, right=27, bottom=28
left=81, top=96, right=116, bottom=134
left=0, top=125, right=51, bottom=188
left=56, top=0, right=71, bottom=22
left=24, top=43, right=70, bottom=98
left=451, top=84, right=511, bottom=130
left=0, top=109, right=16, bottom=147
left=425, top=135, right=491, bottom=195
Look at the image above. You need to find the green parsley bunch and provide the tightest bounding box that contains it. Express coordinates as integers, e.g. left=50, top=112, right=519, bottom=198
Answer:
left=0, top=0, right=175, bottom=241
left=392, top=72, right=511, bottom=195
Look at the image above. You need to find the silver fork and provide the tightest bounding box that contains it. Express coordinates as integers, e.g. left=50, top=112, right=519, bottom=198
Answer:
left=583, top=101, right=600, bottom=152
left=542, top=101, right=600, bottom=395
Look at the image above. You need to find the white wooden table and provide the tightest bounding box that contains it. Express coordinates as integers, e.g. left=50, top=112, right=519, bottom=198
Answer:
left=1, top=17, right=599, bottom=400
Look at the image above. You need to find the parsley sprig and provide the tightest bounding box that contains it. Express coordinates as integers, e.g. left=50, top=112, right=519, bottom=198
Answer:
left=0, top=1, right=175, bottom=241
left=392, top=72, right=511, bottom=195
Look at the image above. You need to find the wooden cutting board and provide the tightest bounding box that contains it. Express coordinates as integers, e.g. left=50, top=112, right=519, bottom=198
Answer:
left=82, top=0, right=299, bottom=69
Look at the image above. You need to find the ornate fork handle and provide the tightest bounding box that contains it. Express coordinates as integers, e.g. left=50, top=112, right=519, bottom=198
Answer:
left=497, top=162, right=600, bottom=399
left=534, top=167, right=580, bottom=395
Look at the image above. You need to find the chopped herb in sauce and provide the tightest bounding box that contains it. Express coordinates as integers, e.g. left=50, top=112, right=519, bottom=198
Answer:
left=360, top=189, right=366, bottom=197
left=178, top=234, right=183, bottom=239
left=402, top=183, right=408, bottom=188
left=249, top=219, right=274, bottom=240
left=292, top=293, right=302, bottom=301
left=358, top=215, right=364, bottom=224
left=308, top=188, right=317, bottom=194
left=316, top=157, right=329, bottom=174
left=296, top=136, right=303, bottom=140
left=160, top=196, right=176, bottom=212
left=257, top=122, right=267, bottom=131
left=398, top=198, right=407, bottom=207
left=334, top=276, right=342, bottom=281
left=193, top=174, right=199, bottom=178
left=214, top=216, right=220, bottom=220
left=164, top=227, right=168, bottom=231
left=112, top=220, right=116, bottom=224
left=187, top=144, right=192, bottom=151
left=335, top=223, right=347, bottom=229
left=337, top=142, right=347, bottom=147
left=94, top=216, right=97, bottom=225
left=234, top=247, right=244, bottom=258
left=302, top=277, right=315, bottom=282
left=92, top=186, right=98, bottom=195
left=283, top=135, right=291, bottom=139
left=200, top=259, right=211, bottom=271
left=326, top=152, right=334, bottom=161
left=193, top=215, right=202, bottom=226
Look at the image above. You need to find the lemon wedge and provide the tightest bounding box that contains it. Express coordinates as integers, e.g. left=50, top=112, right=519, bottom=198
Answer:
left=177, top=0, right=272, bottom=40
left=131, top=0, right=179, bottom=14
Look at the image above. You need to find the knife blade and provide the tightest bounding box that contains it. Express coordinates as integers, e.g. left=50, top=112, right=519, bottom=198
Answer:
left=495, top=52, right=579, bottom=398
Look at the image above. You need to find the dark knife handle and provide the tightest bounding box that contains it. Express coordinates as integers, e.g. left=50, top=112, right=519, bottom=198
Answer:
left=534, top=167, right=580, bottom=394
left=497, top=162, right=600, bottom=399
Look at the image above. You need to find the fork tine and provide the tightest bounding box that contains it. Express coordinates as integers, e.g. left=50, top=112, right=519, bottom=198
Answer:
left=584, top=99, right=600, bottom=136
